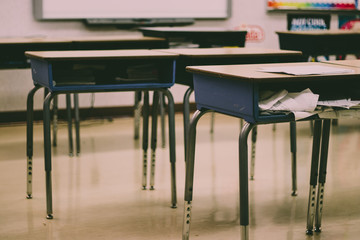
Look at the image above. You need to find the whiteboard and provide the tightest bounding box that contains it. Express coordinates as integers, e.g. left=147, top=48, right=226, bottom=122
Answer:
left=34, top=0, right=230, bottom=20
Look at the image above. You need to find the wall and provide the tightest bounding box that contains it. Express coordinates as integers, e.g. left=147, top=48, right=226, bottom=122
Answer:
left=0, top=1, right=338, bottom=112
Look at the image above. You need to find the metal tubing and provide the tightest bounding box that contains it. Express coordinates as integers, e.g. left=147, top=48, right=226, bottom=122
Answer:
left=290, top=121, right=297, bottom=196
left=306, top=120, right=322, bottom=235
left=26, top=85, right=42, bottom=199
left=44, top=92, right=56, bottom=219
left=65, top=94, right=74, bottom=157
left=73, top=93, right=81, bottom=156
left=52, top=95, right=58, bottom=147
left=315, top=119, right=331, bottom=232
left=142, top=91, right=149, bottom=190
left=150, top=91, right=160, bottom=190
left=134, top=91, right=142, bottom=140
left=239, top=122, right=256, bottom=236
left=183, top=87, right=193, bottom=158
left=162, top=89, right=177, bottom=208
left=250, top=126, right=257, bottom=180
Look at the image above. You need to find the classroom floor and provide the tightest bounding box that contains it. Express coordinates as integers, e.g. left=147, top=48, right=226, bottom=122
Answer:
left=1, top=113, right=360, bottom=240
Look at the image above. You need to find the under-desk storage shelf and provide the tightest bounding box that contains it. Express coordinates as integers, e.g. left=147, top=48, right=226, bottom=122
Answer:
left=25, top=49, right=178, bottom=92
left=188, top=62, right=360, bottom=124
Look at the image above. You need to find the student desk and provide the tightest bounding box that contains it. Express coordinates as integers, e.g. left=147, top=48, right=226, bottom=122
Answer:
left=0, top=35, right=167, bottom=155
left=183, top=61, right=360, bottom=240
left=159, top=47, right=304, bottom=193
left=276, top=29, right=360, bottom=58
left=25, top=49, right=178, bottom=219
left=139, top=27, right=247, bottom=48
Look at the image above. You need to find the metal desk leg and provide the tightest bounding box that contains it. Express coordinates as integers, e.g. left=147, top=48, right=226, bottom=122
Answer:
left=142, top=91, right=150, bottom=190
left=183, top=87, right=193, bottom=158
left=73, top=93, right=81, bottom=156
left=150, top=91, right=160, bottom=190
left=44, top=92, right=57, bottom=219
left=134, top=91, right=142, bottom=140
left=210, top=112, right=215, bottom=133
left=315, top=119, right=331, bottom=233
left=239, top=122, right=256, bottom=240
left=26, top=85, right=42, bottom=199
left=52, top=95, right=58, bottom=147
left=250, top=126, right=257, bottom=180
left=306, top=120, right=322, bottom=235
left=159, top=92, right=166, bottom=148
left=290, top=121, right=297, bottom=196
left=162, top=89, right=177, bottom=208
left=183, top=109, right=210, bottom=240
left=66, top=94, right=74, bottom=157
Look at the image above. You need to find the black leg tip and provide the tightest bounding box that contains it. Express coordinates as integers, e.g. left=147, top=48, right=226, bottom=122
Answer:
left=306, top=229, right=313, bottom=235
left=291, top=191, right=298, bottom=197
left=314, top=227, right=321, bottom=233
left=250, top=177, right=254, bottom=181
left=46, top=214, right=53, bottom=220
left=171, top=204, right=177, bottom=209
left=150, top=186, right=155, bottom=190
left=142, top=186, right=147, bottom=190
left=26, top=194, right=32, bottom=199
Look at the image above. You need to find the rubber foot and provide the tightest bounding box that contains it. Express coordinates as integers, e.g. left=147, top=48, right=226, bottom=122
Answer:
left=46, top=214, right=53, bottom=219
left=314, top=227, right=321, bottom=233
left=250, top=177, right=254, bottom=181
left=291, top=191, right=298, bottom=197
left=142, top=186, right=147, bottom=190
left=69, top=153, right=74, bottom=157
left=171, top=204, right=177, bottom=209
left=26, top=194, right=32, bottom=199
left=150, top=186, right=155, bottom=190
left=306, top=229, right=313, bottom=235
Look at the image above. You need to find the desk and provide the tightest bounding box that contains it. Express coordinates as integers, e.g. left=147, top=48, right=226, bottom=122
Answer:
left=25, top=49, right=178, bottom=219
left=276, top=29, right=360, bottom=58
left=139, top=27, right=247, bottom=48
left=160, top=47, right=303, bottom=190
left=183, top=61, right=360, bottom=239
left=1, top=35, right=167, bottom=155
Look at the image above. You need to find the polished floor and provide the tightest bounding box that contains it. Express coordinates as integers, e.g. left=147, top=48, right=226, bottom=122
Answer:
left=1, top=113, right=360, bottom=240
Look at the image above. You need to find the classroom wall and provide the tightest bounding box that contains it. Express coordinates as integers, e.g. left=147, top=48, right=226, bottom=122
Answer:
left=0, top=1, right=338, bottom=112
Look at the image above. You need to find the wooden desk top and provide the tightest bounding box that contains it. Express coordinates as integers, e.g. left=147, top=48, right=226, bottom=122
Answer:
left=160, top=47, right=302, bottom=58
left=25, top=49, right=178, bottom=61
left=0, top=35, right=165, bottom=45
left=186, top=61, right=360, bottom=83
left=323, top=59, right=360, bottom=68
left=276, top=29, right=360, bottom=36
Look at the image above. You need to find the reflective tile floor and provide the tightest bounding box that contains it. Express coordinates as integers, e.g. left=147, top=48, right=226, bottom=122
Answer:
left=1, top=113, right=360, bottom=240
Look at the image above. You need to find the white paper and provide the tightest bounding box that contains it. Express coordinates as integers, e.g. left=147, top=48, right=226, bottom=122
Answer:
left=257, top=65, right=354, bottom=76
left=318, top=99, right=360, bottom=109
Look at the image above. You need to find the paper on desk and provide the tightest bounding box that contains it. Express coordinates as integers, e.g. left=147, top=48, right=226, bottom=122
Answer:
left=257, top=65, right=354, bottom=75
left=318, top=99, right=360, bottom=109
left=259, top=88, right=319, bottom=119
left=318, top=109, right=360, bottom=119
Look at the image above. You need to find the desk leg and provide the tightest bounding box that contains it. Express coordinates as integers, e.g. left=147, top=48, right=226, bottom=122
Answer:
left=183, top=87, right=193, bottom=158
left=142, top=91, right=150, bottom=190
left=239, top=122, right=256, bottom=240
left=66, top=94, right=74, bottom=157
left=306, top=120, right=322, bottom=235
left=44, top=92, right=57, bottom=219
left=315, top=119, right=331, bottom=233
left=73, top=93, right=81, bottom=156
left=162, top=89, right=177, bottom=208
left=52, top=95, right=58, bottom=147
left=134, top=91, right=142, bottom=140
left=250, top=126, right=257, bottom=180
left=183, top=109, right=211, bottom=240
left=159, top=92, right=166, bottom=148
left=290, top=121, right=297, bottom=196
left=150, top=91, right=160, bottom=190
left=26, top=85, right=42, bottom=199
